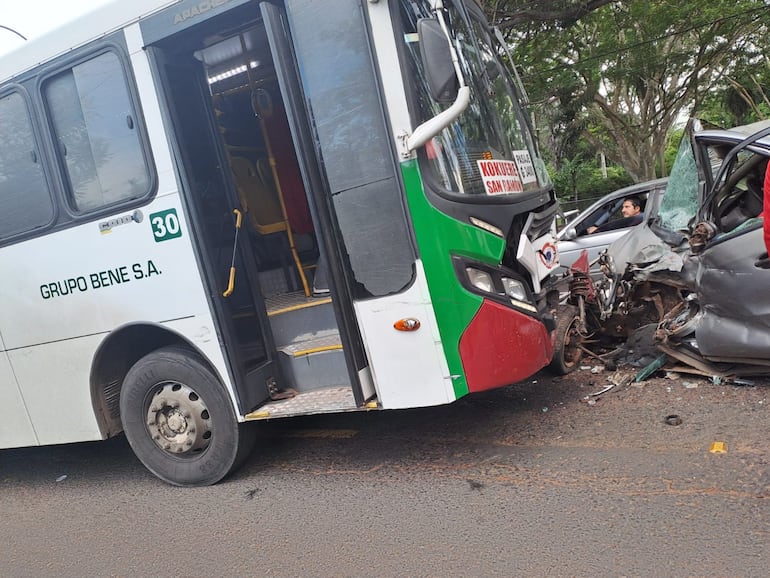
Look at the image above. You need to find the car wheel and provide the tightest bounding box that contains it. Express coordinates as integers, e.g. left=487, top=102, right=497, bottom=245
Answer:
left=549, top=305, right=584, bottom=375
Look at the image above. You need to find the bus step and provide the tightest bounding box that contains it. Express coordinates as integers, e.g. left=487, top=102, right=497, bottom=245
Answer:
left=245, top=386, right=365, bottom=420
left=266, top=290, right=336, bottom=348
left=277, top=334, right=349, bottom=392
left=266, top=290, right=332, bottom=316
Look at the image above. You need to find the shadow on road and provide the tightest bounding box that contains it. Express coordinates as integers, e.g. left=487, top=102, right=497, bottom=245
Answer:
left=0, top=375, right=556, bottom=487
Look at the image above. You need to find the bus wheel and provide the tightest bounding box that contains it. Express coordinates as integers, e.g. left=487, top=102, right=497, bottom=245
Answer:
left=549, top=305, right=583, bottom=375
left=120, top=346, right=256, bottom=486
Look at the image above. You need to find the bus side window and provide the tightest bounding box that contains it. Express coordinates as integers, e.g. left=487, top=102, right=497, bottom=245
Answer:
left=42, top=51, right=151, bottom=213
left=0, top=92, right=54, bottom=239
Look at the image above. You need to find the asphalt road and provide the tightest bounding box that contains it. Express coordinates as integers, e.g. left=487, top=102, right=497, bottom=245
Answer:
left=1, top=369, right=768, bottom=577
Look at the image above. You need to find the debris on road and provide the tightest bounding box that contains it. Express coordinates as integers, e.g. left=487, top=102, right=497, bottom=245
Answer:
left=635, top=354, right=668, bottom=382
left=709, top=441, right=728, bottom=454
left=664, top=414, right=683, bottom=426
left=588, top=383, right=615, bottom=397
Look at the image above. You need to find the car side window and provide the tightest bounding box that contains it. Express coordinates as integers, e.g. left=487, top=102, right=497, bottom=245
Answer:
left=578, top=193, right=648, bottom=236
left=709, top=149, right=766, bottom=232
left=577, top=198, right=621, bottom=235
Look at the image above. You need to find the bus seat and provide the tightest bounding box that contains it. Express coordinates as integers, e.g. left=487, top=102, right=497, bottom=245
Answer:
left=230, top=155, right=286, bottom=235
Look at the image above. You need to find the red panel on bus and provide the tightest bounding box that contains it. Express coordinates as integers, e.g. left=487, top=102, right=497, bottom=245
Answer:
left=459, top=299, right=552, bottom=393
left=262, top=101, right=314, bottom=236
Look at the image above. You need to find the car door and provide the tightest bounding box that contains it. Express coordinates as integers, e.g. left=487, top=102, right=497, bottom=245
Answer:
left=692, top=140, right=770, bottom=360
left=557, top=194, right=625, bottom=272
left=694, top=224, right=770, bottom=359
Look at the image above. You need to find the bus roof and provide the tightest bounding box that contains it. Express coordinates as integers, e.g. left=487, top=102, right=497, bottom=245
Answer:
left=0, top=0, right=178, bottom=84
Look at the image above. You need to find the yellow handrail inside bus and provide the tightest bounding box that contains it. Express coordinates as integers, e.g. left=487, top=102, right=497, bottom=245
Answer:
left=223, top=208, right=243, bottom=297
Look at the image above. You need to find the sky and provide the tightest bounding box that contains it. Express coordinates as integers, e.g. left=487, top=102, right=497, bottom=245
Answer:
left=0, top=0, right=113, bottom=57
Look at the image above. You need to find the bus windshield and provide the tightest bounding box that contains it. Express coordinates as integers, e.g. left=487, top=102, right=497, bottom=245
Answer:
left=398, top=0, right=549, bottom=196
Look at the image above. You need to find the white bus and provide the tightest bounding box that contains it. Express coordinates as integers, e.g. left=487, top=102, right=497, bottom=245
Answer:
left=0, top=0, right=561, bottom=485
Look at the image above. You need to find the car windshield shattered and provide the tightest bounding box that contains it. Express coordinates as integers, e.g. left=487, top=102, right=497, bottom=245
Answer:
left=656, top=132, right=699, bottom=232
left=549, top=119, right=770, bottom=381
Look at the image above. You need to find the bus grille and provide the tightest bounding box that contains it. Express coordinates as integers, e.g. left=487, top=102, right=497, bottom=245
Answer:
left=525, top=199, right=558, bottom=241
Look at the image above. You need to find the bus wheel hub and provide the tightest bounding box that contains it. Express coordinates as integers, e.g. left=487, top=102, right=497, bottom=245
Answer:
left=165, top=410, right=187, bottom=434
left=146, top=382, right=212, bottom=455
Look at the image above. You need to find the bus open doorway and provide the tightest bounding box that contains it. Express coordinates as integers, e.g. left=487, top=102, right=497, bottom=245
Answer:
left=147, top=9, right=363, bottom=418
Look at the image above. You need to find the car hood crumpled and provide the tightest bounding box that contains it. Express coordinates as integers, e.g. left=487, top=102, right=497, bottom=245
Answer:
left=604, top=222, right=684, bottom=280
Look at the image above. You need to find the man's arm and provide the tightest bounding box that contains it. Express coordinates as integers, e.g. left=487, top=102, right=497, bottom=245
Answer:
left=590, top=214, right=642, bottom=234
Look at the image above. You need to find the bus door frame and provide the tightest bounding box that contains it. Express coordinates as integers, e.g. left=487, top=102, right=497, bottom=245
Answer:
left=261, top=1, right=372, bottom=405
left=143, top=8, right=284, bottom=415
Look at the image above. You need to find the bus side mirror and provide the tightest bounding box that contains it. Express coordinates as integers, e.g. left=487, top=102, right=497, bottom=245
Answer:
left=418, top=18, right=459, bottom=103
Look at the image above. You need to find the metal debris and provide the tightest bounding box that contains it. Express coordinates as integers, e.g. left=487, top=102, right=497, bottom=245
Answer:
left=589, top=383, right=615, bottom=397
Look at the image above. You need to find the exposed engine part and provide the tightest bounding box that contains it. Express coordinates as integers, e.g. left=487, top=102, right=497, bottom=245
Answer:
left=689, top=221, right=717, bottom=253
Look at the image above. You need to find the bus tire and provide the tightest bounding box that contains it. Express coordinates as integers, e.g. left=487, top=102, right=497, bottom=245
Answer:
left=549, top=305, right=583, bottom=375
left=120, top=346, right=256, bottom=486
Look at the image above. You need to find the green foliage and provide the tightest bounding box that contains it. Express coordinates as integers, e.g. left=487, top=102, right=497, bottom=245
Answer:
left=663, top=128, right=685, bottom=175
left=486, top=0, right=770, bottom=187
left=551, top=160, right=633, bottom=213
left=698, top=57, right=770, bottom=127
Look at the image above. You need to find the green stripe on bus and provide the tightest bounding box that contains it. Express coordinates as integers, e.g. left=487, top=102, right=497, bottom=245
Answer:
left=400, top=159, right=506, bottom=399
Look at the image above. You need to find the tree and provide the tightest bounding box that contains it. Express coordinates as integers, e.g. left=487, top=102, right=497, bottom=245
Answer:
left=699, top=52, right=770, bottom=127
left=486, top=0, right=615, bottom=30
left=489, top=0, right=770, bottom=182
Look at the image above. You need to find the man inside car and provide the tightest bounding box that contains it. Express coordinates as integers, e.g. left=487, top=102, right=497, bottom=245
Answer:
left=587, top=195, right=643, bottom=234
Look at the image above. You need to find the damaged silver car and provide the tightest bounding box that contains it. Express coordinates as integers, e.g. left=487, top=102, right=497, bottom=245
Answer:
left=552, top=119, right=770, bottom=378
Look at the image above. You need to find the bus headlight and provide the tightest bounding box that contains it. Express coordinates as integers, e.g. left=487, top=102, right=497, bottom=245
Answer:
left=466, top=267, right=494, bottom=293
left=501, top=277, right=527, bottom=300
left=457, top=258, right=538, bottom=315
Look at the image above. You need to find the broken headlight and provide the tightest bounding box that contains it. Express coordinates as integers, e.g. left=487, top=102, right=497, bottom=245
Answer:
left=460, top=260, right=537, bottom=313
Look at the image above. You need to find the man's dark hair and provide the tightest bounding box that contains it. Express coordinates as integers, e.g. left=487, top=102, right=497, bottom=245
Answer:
left=624, top=195, right=642, bottom=210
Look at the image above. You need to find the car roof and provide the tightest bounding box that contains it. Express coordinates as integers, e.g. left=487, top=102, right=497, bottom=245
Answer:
left=607, top=177, right=668, bottom=196
left=695, top=119, right=770, bottom=148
